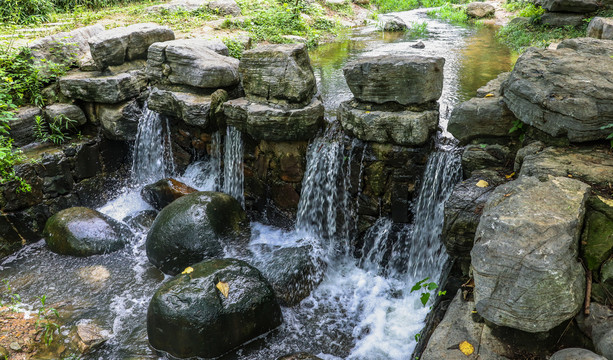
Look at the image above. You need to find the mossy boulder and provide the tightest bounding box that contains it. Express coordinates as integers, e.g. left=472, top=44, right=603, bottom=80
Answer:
left=43, top=207, right=132, bottom=256
left=147, top=258, right=282, bottom=359
left=145, top=191, right=249, bottom=275
left=582, top=195, right=613, bottom=271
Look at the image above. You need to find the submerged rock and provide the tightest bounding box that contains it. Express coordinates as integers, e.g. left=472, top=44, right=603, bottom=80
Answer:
left=147, top=258, right=282, bottom=359
left=72, top=322, right=109, bottom=354
left=146, top=191, right=249, bottom=275
left=43, top=207, right=132, bottom=257
left=472, top=176, right=589, bottom=333
left=141, top=178, right=197, bottom=210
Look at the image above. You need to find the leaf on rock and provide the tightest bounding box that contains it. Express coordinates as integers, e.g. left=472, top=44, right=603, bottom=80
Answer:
left=459, top=341, right=474, bottom=356
left=181, top=266, right=194, bottom=275
left=476, top=180, right=489, bottom=188
left=216, top=281, right=229, bottom=298
left=505, top=172, right=515, bottom=179
left=485, top=93, right=495, bottom=98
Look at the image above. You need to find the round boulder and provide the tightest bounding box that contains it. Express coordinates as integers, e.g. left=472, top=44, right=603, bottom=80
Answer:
left=147, top=258, right=282, bottom=359
left=145, top=191, right=249, bottom=275
left=43, top=207, right=131, bottom=257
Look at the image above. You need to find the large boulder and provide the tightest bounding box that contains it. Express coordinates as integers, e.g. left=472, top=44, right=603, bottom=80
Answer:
left=96, top=100, right=143, bottom=141
left=147, top=258, right=282, bottom=359
left=343, top=55, right=444, bottom=106
left=587, top=17, right=613, bottom=39
left=502, top=40, right=613, bottom=142
left=338, top=100, right=438, bottom=146
left=540, top=12, right=585, bottom=27
left=59, top=69, right=148, bottom=104
left=147, top=87, right=214, bottom=128
left=465, top=2, right=495, bottom=18
left=224, top=97, right=324, bottom=141
left=88, top=23, right=174, bottom=69
left=239, top=44, right=317, bottom=107
left=146, top=191, right=249, bottom=275
left=471, top=176, right=589, bottom=333
left=448, top=97, right=517, bottom=145
left=43, top=103, right=87, bottom=126
left=43, top=207, right=132, bottom=256
left=147, top=39, right=239, bottom=89
left=141, top=178, right=197, bottom=211
left=539, top=0, right=600, bottom=12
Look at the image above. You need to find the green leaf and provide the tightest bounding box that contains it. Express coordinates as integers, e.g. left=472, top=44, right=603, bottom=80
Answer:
left=426, top=282, right=438, bottom=291
left=420, top=292, right=430, bottom=306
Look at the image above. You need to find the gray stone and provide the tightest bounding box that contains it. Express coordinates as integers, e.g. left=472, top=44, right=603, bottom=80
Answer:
left=277, top=353, right=323, bottom=360
left=208, top=0, right=241, bottom=16
left=448, top=97, right=516, bottom=145
left=338, top=100, right=438, bottom=146
left=239, top=44, right=317, bottom=107
left=465, top=2, right=495, bottom=18
left=472, top=176, right=589, bottom=333
left=224, top=97, right=324, bottom=141
left=550, top=348, right=607, bottom=360
left=97, top=100, right=142, bottom=141
left=379, top=14, right=408, bottom=31
left=43, top=103, right=87, bottom=126
left=502, top=43, right=613, bottom=142
left=147, top=39, right=239, bottom=89
left=146, top=0, right=207, bottom=13
left=74, top=323, right=109, bottom=354
left=587, top=17, right=613, bottom=39
left=513, top=141, right=545, bottom=173
left=577, top=303, right=613, bottom=360
left=89, top=23, right=174, bottom=69
left=540, top=0, right=600, bottom=12
left=519, top=146, right=613, bottom=187
left=476, top=71, right=510, bottom=98
left=28, top=24, right=104, bottom=78
left=9, top=106, right=42, bottom=147
left=540, top=12, right=586, bottom=27
left=461, top=144, right=513, bottom=178
left=343, top=55, right=444, bottom=106
left=59, top=69, right=148, bottom=104
left=147, top=87, right=212, bottom=128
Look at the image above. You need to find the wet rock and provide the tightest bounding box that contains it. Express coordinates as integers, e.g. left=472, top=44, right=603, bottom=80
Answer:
left=89, top=23, right=174, bottom=69
left=550, top=348, right=607, bottom=360
left=207, top=0, right=241, bottom=16
left=224, top=97, right=324, bottom=141
left=540, top=12, right=585, bottom=27
left=540, top=0, right=600, bottom=12
left=577, top=303, right=613, bottom=359
left=147, top=258, right=282, bottom=359
left=77, top=265, right=110, bottom=285
left=465, top=2, right=495, bottom=18
left=239, top=44, right=317, bottom=107
left=461, top=144, right=513, bottom=178
left=146, top=191, right=250, bottom=275
left=123, top=210, right=158, bottom=231
left=448, top=97, right=516, bottom=145
left=587, top=17, right=613, bottom=39
left=338, top=100, right=438, bottom=147
left=412, top=41, right=425, bottom=49
left=502, top=41, right=613, bottom=142
left=519, top=146, right=613, bottom=188
left=343, top=55, right=444, bottom=106
left=73, top=322, right=109, bottom=353
left=147, top=39, right=239, bottom=89
left=59, top=70, right=148, bottom=104
left=43, top=207, right=132, bottom=257
left=141, top=178, right=197, bottom=210
left=472, top=176, right=589, bottom=333
left=96, top=100, right=142, bottom=141
left=513, top=141, right=544, bottom=173
left=43, top=103, right=87, bottom=126
left=28, top=24, right=104, bottom=77
left=10, top=106, right=42, bottom=147
left=379, top=14, right=408, bottom=31
left=475, top=71, right=510, bottom=98
left=147, top=87, right=213, bottom=128
left=277, top=353, right=323, bottom=360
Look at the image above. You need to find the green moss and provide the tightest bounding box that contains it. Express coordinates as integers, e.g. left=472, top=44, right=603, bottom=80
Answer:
left=582, top=210, right=613, bottom=271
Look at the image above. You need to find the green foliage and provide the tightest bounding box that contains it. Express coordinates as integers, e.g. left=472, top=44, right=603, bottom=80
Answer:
left=509, top=118, right=525, bottom=142
left=35, top=294, right=60, bottom=346
left=372, top=0, right=419, bottom=14
left=0, top=0, right=54, bottom=24
left=601, top=123, right=613, bottom=148
left=427, top=3, right=468, bottom=25
left=1, top=280, right=22, bottom=309
left=222, top=38, right=247, bottom=59
left=406, top=21, right=428, bottom=38
left=503, top=0, right=544, bottom=18
left=410, top=277, right=440, bottom=306
left=496, top=21, right=587, bottom=53
left=34, top=114, right=78, bottom=144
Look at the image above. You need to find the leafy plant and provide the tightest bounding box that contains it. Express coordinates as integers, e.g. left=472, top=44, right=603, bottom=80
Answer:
left=222, top=38, right=247, bottom=59
left=509, top=118, right=525, bottom=142
left=0, top=0, right=54, bottom=24
left=35, top=295, right=60, bottom=346
left=406, top=21, right=428, bottom=38
left=601, top=123, right=613, bottom=147
left=410, top=277, right=443, bottom=306
left=427, top=3, right=468, bottom=25
left=1, top=280, right=22, bottom=309
left=34, top=114, right=78, bottom=144
left=496, top=20, right=587, bottom=53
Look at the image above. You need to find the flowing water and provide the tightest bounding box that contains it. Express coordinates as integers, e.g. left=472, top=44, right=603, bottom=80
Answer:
left=131, top=104, right=173, bottom=185
left=0, top=10, right=512, bottom=360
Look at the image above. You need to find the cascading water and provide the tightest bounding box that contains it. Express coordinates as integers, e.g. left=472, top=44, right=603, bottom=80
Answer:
left=223, top=126, right=245, bottom=207
left=131, top=104, right=173, bottom=185
left=179, top=130, right=222, bottom=191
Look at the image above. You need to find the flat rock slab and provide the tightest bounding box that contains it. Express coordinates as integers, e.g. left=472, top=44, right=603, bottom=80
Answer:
left=540, top=0, right=601, bottom=12
left=448, top=97, right=516, bottom=145
left=338, top=100, right=438, bottom=146
left=519, top=145, right=613, bottom=188
left=540, top=12, right=586, bottom=27
left=502, top=40, right=613, bottom=142
left=343, top=55, right=444, bottom=106
left=147, top=39, right=238, bottom=89
left=224, top=97, right=323, bottom=141
left=587, top=17, right=613, bottom=39
left=89, top=23, right=174, bottom=69
left=239, top=44, right=317, bottom=107
left=148, top=87, right=213, bottom=128
left=472, top=176, right=589, bottom=333
left=59, top=69, right=147, bottom=104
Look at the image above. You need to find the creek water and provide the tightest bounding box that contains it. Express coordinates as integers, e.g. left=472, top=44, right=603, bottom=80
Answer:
left=0, top=10, right=512, bottom=360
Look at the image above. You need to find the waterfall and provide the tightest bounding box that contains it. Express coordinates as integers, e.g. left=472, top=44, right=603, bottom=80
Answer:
left=223, top=126, right=244, bottom=207
left=131, top=105, right=172, bottom=185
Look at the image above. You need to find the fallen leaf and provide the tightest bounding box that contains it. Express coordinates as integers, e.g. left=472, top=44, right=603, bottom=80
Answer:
left=504, top=193, right=512, bottom=197
left=476, top=180, right=489, bottom=188
left=568, top=174, right=573, bottom=178
left=459, top=340, right=474, bottom=356
left=216, top=281, right=229, bottom=298
left=485, top=93, right=495, bottom=98
left=505, top=172, right=515, bottom=179
left=181, top=267, right=194, bottom=275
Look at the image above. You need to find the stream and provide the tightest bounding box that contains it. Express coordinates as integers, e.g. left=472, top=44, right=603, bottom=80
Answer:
left=0, top=9, right=512, bottom=360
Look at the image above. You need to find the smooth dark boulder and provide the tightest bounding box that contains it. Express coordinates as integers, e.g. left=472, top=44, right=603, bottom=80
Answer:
left=146, top=191, right=249, bottom=275
left=141, top=178, right=197, bottom=211
left=43, top=207, right=131, bottom=256
left=147, top=258, right=282, bottom=359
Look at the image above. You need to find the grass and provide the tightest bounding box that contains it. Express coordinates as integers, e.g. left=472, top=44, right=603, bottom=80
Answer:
left=496, top=21, right=587, bottom=52
left=427, top=3, right=468, bottom=25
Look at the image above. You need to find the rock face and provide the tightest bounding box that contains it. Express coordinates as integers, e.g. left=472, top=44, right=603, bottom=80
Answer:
left=239, top=44, right=317, bottom=107
left=147, top=87, right=213, bottom=128
left=146, top=191, right=249, bottom=275
left=465, top=2, right=495, bottom=18
left=10, top=107, right=41, bottom=147
left=59, top=70, right=148, bottom=104
left=448, top=97, right=516, bottom=145
left=461, top=144, right=513, bottom=178
left=96, top=100, right=142, bottom=141
left=89, top=23, right=174, bottom=69
left=43, top=207, right=131, bottom=256
left=43, top=103, right=87, bottom=126
left=141, top=178, right=197, bottom=210
left=587, top=17, right=613, bottom=39
left=539, top=0, right=600, bottom=12
left=476, top=72, right=510, bottom=98
left=550, top=348, right=607, bottom=360
left=540, top=12, right=585, bottom=27
left=343, top=55, right=444, bottom=106
left=147, top=39, right=239, bottom=89
left=471, top=176, right=589, bottom=333
left=502, top=40, right=613, bottom=142
left=338, top=100, right=438, bottom=146
left=147, top=258, right=282, bottom=359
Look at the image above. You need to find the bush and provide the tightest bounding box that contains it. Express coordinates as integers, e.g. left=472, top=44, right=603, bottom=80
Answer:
left=0, top=0, right=54, bottom=24
left=427, top=3, right=468, bottom=24
left=496, top=21, right=587, bottom=53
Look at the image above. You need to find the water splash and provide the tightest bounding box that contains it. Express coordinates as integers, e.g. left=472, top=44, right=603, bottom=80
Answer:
left=179, top=131, right=222, bottom=192
left=131, top=105, right=172, bottom=185
left=223, top=126, right=245, bottom=207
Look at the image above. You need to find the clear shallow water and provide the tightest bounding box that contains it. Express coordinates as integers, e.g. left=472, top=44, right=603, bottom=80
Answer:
left=0, top=11, right=511, bottom=360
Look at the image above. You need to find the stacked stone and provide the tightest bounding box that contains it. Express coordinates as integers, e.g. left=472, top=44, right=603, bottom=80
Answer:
left=338, top=55, right=444, bottom=147
left=223, top=44, right=324, bottom=142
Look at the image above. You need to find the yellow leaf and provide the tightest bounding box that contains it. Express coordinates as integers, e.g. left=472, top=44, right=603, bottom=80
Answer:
left=476, top=180, right=489, bottom=188
left=485, top=93, right=494, bottom=97
left=216, top=281, right=229, bottom=298
left=459, top=341, right=474, bottom=356
left=505, top=172, right=515, bottom=179
left=181, top=266, right=194, bottom=274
